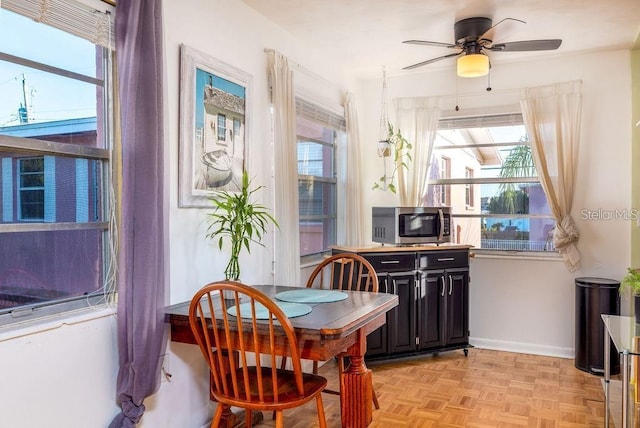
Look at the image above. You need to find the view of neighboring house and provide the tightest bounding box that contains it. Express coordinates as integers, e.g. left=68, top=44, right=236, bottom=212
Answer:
left=0, top=118, right=102, bottom=310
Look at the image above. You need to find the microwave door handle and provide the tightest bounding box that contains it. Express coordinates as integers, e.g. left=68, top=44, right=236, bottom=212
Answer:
left=438, top=208, right=445, bottom=242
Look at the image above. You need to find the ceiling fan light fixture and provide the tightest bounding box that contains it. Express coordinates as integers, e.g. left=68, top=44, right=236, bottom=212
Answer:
left=457, top=54, right=489, bottom=78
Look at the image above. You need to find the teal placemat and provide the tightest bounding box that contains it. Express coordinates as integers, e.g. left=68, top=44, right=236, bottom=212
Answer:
left=275, top=288, right=349, bottom=304
left=226, top=301, right=312, bottom=319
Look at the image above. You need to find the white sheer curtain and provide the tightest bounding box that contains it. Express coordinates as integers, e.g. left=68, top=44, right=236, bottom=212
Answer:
left=394, top=97, right=441, bottom=206
left=520, top=80, right=582, bottom=272
left=267, top=50, right=301, bottom=286
left=344, top=92, right=364, bottom=245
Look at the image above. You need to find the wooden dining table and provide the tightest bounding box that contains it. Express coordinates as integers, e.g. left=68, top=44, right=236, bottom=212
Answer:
left=163, top=284, right=398, bottom=428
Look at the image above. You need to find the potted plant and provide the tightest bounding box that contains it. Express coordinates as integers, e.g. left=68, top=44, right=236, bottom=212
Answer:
left=206, top=171, right=278, bottom=281
left=620, top=268, right=640, bottom=323
left=372, top=123, right=412, bottom=194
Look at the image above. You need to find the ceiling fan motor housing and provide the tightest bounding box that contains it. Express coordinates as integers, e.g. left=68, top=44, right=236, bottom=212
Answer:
left=454, top=17, right=492, bottom=44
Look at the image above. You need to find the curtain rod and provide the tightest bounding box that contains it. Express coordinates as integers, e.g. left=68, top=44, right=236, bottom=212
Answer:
left=264, top=48, right=344, bottom=92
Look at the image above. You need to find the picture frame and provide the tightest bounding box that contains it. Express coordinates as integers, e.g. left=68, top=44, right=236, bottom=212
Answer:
left=179, top=44, right=252, bottom=207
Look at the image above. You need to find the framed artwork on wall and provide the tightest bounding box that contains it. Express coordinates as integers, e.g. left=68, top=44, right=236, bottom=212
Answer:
left=179, top=44, right=251, bottom=207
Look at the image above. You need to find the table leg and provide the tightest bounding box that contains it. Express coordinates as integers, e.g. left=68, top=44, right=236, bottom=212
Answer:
left=341, top=329, right=373, bottom=428
left=605, top=323, right=610, bottom=428
left=622, top=350, right=629, bottom=427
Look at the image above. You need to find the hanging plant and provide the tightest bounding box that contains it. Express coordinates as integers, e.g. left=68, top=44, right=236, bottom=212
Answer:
left=205, top=171, right=278, bottom=280
left=372, top=122, right=412, bottom=193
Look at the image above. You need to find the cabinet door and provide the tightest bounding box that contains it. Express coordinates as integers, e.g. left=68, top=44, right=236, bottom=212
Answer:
left=445, top=267, right=469, bottom=346
left=365, top=273, right=389, bottom=357
left=418, top=270, right=444, bottom=350
left=387, top=272, right=417, bottom=354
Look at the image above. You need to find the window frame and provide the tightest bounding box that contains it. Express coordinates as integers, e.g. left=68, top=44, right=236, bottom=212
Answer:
left=295, top=97, right=344, bottom=261
left=430, top=113, right=556, bottom=254
left=0, top=4, right=115, bottom=325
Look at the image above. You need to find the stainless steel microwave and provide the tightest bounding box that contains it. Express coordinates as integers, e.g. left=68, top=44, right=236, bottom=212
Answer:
left=372, top=206, right=451, bottom=245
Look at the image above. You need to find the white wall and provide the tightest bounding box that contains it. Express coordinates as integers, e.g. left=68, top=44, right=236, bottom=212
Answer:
left=0, top=309, right=119, bottom=427
left=357, top=49, right=634, bottom=357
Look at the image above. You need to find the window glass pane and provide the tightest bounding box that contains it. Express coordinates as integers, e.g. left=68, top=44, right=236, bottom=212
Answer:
left=0, top=9, right=98, bottom=77
left=297, top=115, right=335, bottom=145
left=0, top=60, right=100, bottom=142
left=297, top=140, right=334, bottom=177
left=2, top=152, right=103, bottom=224
left=447, top=183, right=555, bottom=251
left=0, top=229, right=103, bottom=313
left=299, top=180, right=337, bottom=256
left=299, top=180, right=336, bottom=218
left=296, top=110, right=339, bottom=257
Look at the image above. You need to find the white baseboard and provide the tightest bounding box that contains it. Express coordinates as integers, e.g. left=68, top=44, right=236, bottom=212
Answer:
left=469, top=336, right=574, bottom=359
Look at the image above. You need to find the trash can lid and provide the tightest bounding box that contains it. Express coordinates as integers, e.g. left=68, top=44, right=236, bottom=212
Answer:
left=575, top=277, right=620, bottom=287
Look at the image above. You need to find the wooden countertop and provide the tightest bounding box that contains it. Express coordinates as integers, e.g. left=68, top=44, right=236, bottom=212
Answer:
left=331, top=243, right=473, bottom=253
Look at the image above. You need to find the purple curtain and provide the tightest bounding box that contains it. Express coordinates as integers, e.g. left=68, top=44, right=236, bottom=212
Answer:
left=109, top=1, right=167, bottom=427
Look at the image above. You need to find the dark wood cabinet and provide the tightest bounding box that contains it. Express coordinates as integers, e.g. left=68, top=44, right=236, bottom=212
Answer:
left=332, top=246, right=470, bottom=361
left=418, top=267, right=469, bottom=351
left=385, top=271, right=417, bottom=354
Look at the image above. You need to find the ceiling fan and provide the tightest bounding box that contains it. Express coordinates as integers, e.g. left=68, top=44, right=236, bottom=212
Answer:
left=403, top=17, right=562, bottom=77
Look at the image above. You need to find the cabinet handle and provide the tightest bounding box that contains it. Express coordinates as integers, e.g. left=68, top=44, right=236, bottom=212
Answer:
left=391, top=278, right=397, bottom=295
left=437, top=257, right=455, bottom=262
left=440, top=276, right=445, bottom=297
left=448, top=275, right=453, bottom=296
left=380, top=260, right=400, bottom=264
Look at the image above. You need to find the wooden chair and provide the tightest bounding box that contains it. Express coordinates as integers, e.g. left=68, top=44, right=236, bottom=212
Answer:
left=189, top=280, right=328, bottom=428
left=281, top=253, right=381, bottom=410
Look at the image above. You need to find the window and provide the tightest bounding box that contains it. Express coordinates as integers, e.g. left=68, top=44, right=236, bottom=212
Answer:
left=440, top=157, right=450, bottom=206
left=465, top=167, right=474, bottom=208
left=233, top=118, right=241, bottom=145
left=0, top=2, right=114, bottom=324
left=18, top=157, right=45, bottom=221
left=426, top=114, right=555, bottom=252
left=217, top=114, right=226, bottom=141
left=296, top=98, right=345, bottom=258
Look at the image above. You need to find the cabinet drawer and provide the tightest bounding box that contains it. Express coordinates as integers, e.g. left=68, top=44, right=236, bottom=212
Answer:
left=364, top=253, right=415, bottom=273
left=418, top=250, right=468, bottom=269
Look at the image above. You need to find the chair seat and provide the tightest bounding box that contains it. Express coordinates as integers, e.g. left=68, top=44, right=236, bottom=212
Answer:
left=214, top=367, right=328, bottom=408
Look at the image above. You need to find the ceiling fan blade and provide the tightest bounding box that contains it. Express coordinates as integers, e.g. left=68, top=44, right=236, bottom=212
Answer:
left=478, top=18, right=526, bottom=44
left=488, top=39, right=562, bottom=52
left=403, top=40, right=457, bottom=49
left=403, top=51, right=462, bottom=70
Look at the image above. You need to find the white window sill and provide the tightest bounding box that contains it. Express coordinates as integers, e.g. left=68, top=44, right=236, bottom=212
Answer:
left=0, top=304, right=116, bottom=343
left=472, top=249, right=562, bottom=262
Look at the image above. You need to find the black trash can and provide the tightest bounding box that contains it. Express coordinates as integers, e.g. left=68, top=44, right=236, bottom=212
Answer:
left=575, top=277, right=620, bottom=375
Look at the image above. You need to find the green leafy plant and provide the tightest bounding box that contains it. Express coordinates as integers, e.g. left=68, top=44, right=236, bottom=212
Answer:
left=620, top=268, right=640, bottom=296
left=206, top=171, right=278, bottom=280
left=372, top=123, right=412, bottom=193
left=496, top=139, right=536, bottom=214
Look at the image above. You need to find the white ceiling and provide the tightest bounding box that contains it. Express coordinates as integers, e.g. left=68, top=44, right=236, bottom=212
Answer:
left=241, top=0, right=640, bottom=78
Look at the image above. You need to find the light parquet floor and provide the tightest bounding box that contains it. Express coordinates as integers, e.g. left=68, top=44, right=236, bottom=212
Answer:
left=253, top=348, right=609, bottom=428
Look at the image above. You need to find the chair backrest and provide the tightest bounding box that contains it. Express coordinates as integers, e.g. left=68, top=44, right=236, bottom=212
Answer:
left=306, top=253, right=379, bottom=292
left=188, top=281, right=305, bottom=404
